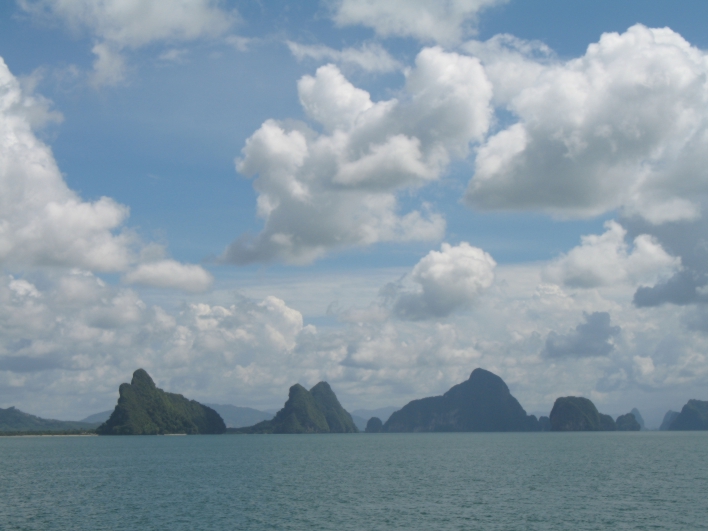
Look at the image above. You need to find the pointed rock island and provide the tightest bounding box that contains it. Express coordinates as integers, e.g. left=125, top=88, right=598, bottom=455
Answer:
left=97, top=369, right=226, bottom=435
left=382, top=368, right=540, bottom=432
left=232, top=381, right=358, bottom=434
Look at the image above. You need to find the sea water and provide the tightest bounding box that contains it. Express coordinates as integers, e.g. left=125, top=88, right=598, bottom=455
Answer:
left=1, top=432, right=707, bottom=530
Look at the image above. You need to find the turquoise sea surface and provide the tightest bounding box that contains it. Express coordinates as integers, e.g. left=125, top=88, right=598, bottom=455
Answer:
left=1, top=432, right=707, bottom=530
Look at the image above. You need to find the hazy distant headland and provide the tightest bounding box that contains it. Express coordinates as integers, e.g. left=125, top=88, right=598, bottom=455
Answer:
left=0, top=406, right=99, bottom=435
left=2, top=367, right=707, bottom=435
left=205, top=404, right=273, bottom=429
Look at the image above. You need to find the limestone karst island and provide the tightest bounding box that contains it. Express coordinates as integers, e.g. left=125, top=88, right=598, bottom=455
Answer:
left=2, top=367, right=708, bottom=435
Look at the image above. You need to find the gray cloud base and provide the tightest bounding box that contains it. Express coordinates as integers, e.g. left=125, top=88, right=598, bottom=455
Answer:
left=544, top=312, right=620, bottom=359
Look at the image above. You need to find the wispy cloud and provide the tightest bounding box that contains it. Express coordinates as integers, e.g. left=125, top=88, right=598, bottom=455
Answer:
left=287, top=41, right=401, bottom=72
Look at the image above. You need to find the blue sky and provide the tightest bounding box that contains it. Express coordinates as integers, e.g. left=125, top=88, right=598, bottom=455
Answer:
left=1, top=0, right=708, bottom=428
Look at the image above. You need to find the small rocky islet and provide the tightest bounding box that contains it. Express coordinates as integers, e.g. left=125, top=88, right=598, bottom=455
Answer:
left=2, top=367, right=707, bottom=434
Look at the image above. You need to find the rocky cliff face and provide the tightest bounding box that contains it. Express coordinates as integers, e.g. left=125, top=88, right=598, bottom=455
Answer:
left=549, top=396, right=616, bottom=431
left=96, top=369, right=226, bottom=435
left=382, top=368, right=539, bottom=432
left=309, top=382, right=358, bottom=433
left=234, top=381, right=358, bottom=434
left=668, top=399, right=708, bottom=430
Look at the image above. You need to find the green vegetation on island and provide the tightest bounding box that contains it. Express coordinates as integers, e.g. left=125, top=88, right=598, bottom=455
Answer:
left=615, top=413, right=641, bottom=431
left=309, top=382, right=358, bottom=433
left=549, top=396, right=616, bottom=431
left=231, top=381, right=358, bottom=434
left=96, top=369, right=226, bottom=435
left=0, top=406, right=100, bottom=433
left=9, top=365, right=708, bottom=434
left=382, top=368, right=540, bottom=432
left=668, top=399, right=708, bottom=430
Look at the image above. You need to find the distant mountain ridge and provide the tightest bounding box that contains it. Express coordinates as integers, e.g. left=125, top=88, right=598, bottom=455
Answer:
left=205, top=404, right=273, bottom=428
left=0, top=406, right=99, bottom=432
left=350, top=406, right=400, bottom=430
left=233, top=381, right=358, bottom=434
left=97, top=369, right=226, bottom=435
left=352, top=407, right=400, bottom=423
left=80, top=410, right=112, bottom=424
left=382, top=368, right=540, bottom=432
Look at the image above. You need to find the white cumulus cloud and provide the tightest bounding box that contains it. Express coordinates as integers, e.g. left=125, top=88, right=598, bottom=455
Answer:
left=224, top=47, right=493, bottom=264
left=544, top=221, right=681, bottom=288
left=1, top=262, right=706, bottom=426
left=0, top=57, right=211, bottom=288
left=123, top=260, right=213, bottom=293
left=466, top=25, right=708, bottom=224
left=387, top=242, right=496, bottom=320
left=0, top=57, right=133, bottom=271
left=0, top=271, right=311, bottom=416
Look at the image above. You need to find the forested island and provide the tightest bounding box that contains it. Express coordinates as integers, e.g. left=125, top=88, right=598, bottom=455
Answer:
left=230, top=381, right=358, bottom=434
left=96, top=369, right=225, bottom=435
left=381, top=368, right=540, bottom=432
left=2, top=367, right=707, bottom=435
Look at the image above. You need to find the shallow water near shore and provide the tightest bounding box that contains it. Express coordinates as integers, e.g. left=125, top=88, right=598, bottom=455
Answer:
left=2, top=431, right=707, bottom=530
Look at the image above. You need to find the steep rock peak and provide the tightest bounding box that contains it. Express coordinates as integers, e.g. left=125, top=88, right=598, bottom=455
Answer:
left=444, top=368, right=510, bottom=401
left=310, top=381, right=334, bottom=397
left=288, top=383, right=310, bottom=399
left=131, top=369, right=156, bottom=389
left=468, top=368, right=509, bottom=389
